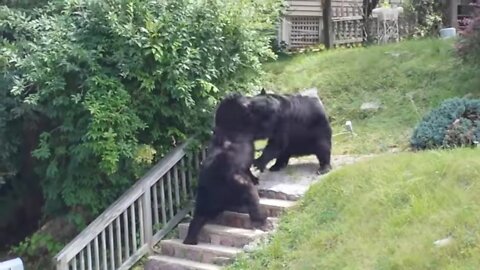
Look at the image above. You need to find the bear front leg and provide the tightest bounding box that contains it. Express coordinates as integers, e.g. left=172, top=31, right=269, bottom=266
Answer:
left=254, top=134, right=288, bottom=172
left=244, top=185, right=268, bottom=230
left=269, top=151, right=291, bottom=172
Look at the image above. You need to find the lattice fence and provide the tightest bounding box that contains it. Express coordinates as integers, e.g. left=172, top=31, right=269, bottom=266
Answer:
left=279, top=1, right=416, bottom=49
left=289, top=16, right=322, bottom=48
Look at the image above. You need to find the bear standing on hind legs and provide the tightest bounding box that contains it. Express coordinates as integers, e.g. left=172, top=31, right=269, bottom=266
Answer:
left=249, top=89, right=333, bottom=175
left=183, top=94, right=267, bottom=245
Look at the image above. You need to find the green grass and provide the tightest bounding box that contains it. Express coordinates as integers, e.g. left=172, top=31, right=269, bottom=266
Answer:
left=261, top=38, right=480, bottom=154
left=228, top=149, right=480, bottom=270
left=227, top=39, right=480, bottom=269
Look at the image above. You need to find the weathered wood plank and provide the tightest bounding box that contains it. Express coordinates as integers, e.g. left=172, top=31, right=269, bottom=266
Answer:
left=54, top=140, right=191, bottom=265
left=101, top=231, right=107, bottom=270
left=152, top=183, right=159, bottom=227
left=115, top=218, right=122, bottom=266
left=130, top=204, right=137, bottom=252
left=167, top=171, right=174, bottom=220
left=333, top=15, right=362, bottom=21
left=334, top=37, right=363, bottom=44
left=151, top=203, right=194, bottom=244
left=180, top=158, right=187, bottom=200
left=87, top=243, right=92, bottom=270
left=174, top=165, right=180, bottom=208
left=138, top=198, right=145, bottom=246
left=285, top=10, right=323, bottom=16
left=323, top=0, right=333, bottom=48
left=80, top=250, right=85, bottom=270
left=123, top=211, right=130, bottom=260
left=94, top=237, right=100, bottom=270
left=117, top=244, right=149, bottom=270
left=187, top=154, right=194, bottom=198
left=160, top=179, right=167, bottom=224
left=108, top=224, right=115, bottom=270
left=72, top=257, right=77, bottom=270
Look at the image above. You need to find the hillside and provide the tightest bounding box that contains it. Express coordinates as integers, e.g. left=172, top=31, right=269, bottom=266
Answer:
left=229, top=39, right=480, bottom=269
left=229, top=149, right=480, bottom=269
left=261, top=39, right=479, bottom=154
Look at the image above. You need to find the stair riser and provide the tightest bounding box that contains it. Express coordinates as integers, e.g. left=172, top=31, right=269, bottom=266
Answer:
left=178, top=225, right=256, bottom=248
left=144, top=260, right=214, bottom=270
left=265, top=206, right=286, bottom=217
left=259, top=189, right=300, bottom=201
left=212, top=212, right=278, bottom=230
left=220, top=204, right=288, bottom=218
left=161, top=242, right=237, bottom=264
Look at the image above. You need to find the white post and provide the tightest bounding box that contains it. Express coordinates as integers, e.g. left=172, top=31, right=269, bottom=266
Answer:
left=0, top=258, right=24, bottom=270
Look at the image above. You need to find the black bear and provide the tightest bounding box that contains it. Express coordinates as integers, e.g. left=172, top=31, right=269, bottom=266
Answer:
left=212, top=93, right=260, bottom=185
left=183, top=94, right=267, bottom=245
left=249, top=89, right=332, bottom=175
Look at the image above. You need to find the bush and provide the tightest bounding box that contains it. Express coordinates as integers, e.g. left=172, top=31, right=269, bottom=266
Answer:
left=0, top=0, right=282, bottom=223
left=410, top=98, right=480, bottom=150
left=402, top=0, right=445, bottom=37
left=456, top=4, right=480, bottom=63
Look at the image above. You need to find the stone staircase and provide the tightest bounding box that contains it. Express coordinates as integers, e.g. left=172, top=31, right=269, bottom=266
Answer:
left=144, top=155, right=371, bottom=270
left=145, top=193, right=296, bottom=270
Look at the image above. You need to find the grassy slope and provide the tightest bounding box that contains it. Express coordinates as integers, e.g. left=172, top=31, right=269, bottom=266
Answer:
left=230, top=39, right=480, bottom=269
left=229, top=149, right=480, bottom=270
left=260, top=39, right=479, bottom=154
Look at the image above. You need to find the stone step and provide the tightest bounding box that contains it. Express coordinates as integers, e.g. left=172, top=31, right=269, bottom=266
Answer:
left=211, top=211, right=278, bottom=230
left=145, top=255, right=220, bottom=270
left=259, top=198, right=296, bottom=217
left=178, top=223, right=267, bottom=248
left=160, top=239, right=241, bottom=265
left=258, top=189, right=300, bottom=201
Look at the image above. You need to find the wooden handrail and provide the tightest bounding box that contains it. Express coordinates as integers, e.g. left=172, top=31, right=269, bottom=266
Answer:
left=54, top=139, right=195, bottom=268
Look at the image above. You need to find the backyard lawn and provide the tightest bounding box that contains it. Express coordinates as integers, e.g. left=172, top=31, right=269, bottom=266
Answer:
left=230, top=38, right=480, bottom=269
left=261, top=38, right=479, bottom=154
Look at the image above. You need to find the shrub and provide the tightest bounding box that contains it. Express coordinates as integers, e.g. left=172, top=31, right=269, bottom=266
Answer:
left=0, top=0, right=282, bottom=223
left=456, top=4, right=480, bottom=63
left=410, top=98, right=480, bottom=150
left=402, top=0, right=445, bottom=37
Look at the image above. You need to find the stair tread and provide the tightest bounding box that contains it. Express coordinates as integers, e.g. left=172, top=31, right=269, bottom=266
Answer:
left=217, top=211, right=279, bottom=221
left=148, top=255, right=221, bottom=270
left=161, top=239, right=242, bottom=255
left=179, top=223, right=267, bottom=237
left=260, top=198, right=296, bottom=208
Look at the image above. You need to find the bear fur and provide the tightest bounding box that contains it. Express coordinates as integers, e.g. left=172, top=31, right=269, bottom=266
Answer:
left=249, top=89, right=332, bottom=175
left=183, top=94, right=267, bottom=245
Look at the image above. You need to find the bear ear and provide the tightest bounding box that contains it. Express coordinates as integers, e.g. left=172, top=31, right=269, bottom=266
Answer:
left=260, top=88, right=267, bottom=95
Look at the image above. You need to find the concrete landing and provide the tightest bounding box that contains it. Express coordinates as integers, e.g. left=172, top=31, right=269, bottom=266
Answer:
left=256, top=154, right=374, bottom=199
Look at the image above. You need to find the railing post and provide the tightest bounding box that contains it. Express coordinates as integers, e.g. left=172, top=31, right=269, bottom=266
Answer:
left=56, top=259, right=68, bottom=270
left=142, top=188, right=154, bottom=252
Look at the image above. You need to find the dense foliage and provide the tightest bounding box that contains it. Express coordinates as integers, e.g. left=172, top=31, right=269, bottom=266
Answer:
left=411, top=98, right=480, bottom=150
left=0, top=0, right=282, bottom=230
left=402, top=0, right=445, bottom=37
left=456, top=4, right=480, bottom=63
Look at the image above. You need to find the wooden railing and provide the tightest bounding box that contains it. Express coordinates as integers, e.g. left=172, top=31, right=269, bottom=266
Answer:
left=333, top=15, right=364, bottom=45
left=53, top=140, right=206, bottom=270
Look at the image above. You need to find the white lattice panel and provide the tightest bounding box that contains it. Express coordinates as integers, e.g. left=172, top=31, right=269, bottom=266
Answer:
left=289, top=16, right=321, bottom=48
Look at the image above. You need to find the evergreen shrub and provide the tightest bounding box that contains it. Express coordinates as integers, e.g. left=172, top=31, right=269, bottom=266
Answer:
left=411, top=98, right=480, bottom=149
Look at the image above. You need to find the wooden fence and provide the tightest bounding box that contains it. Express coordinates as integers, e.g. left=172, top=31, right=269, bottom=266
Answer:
left=53, top=140, right=205, bottom=270
left=279, top=0, right=416, bottom=49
